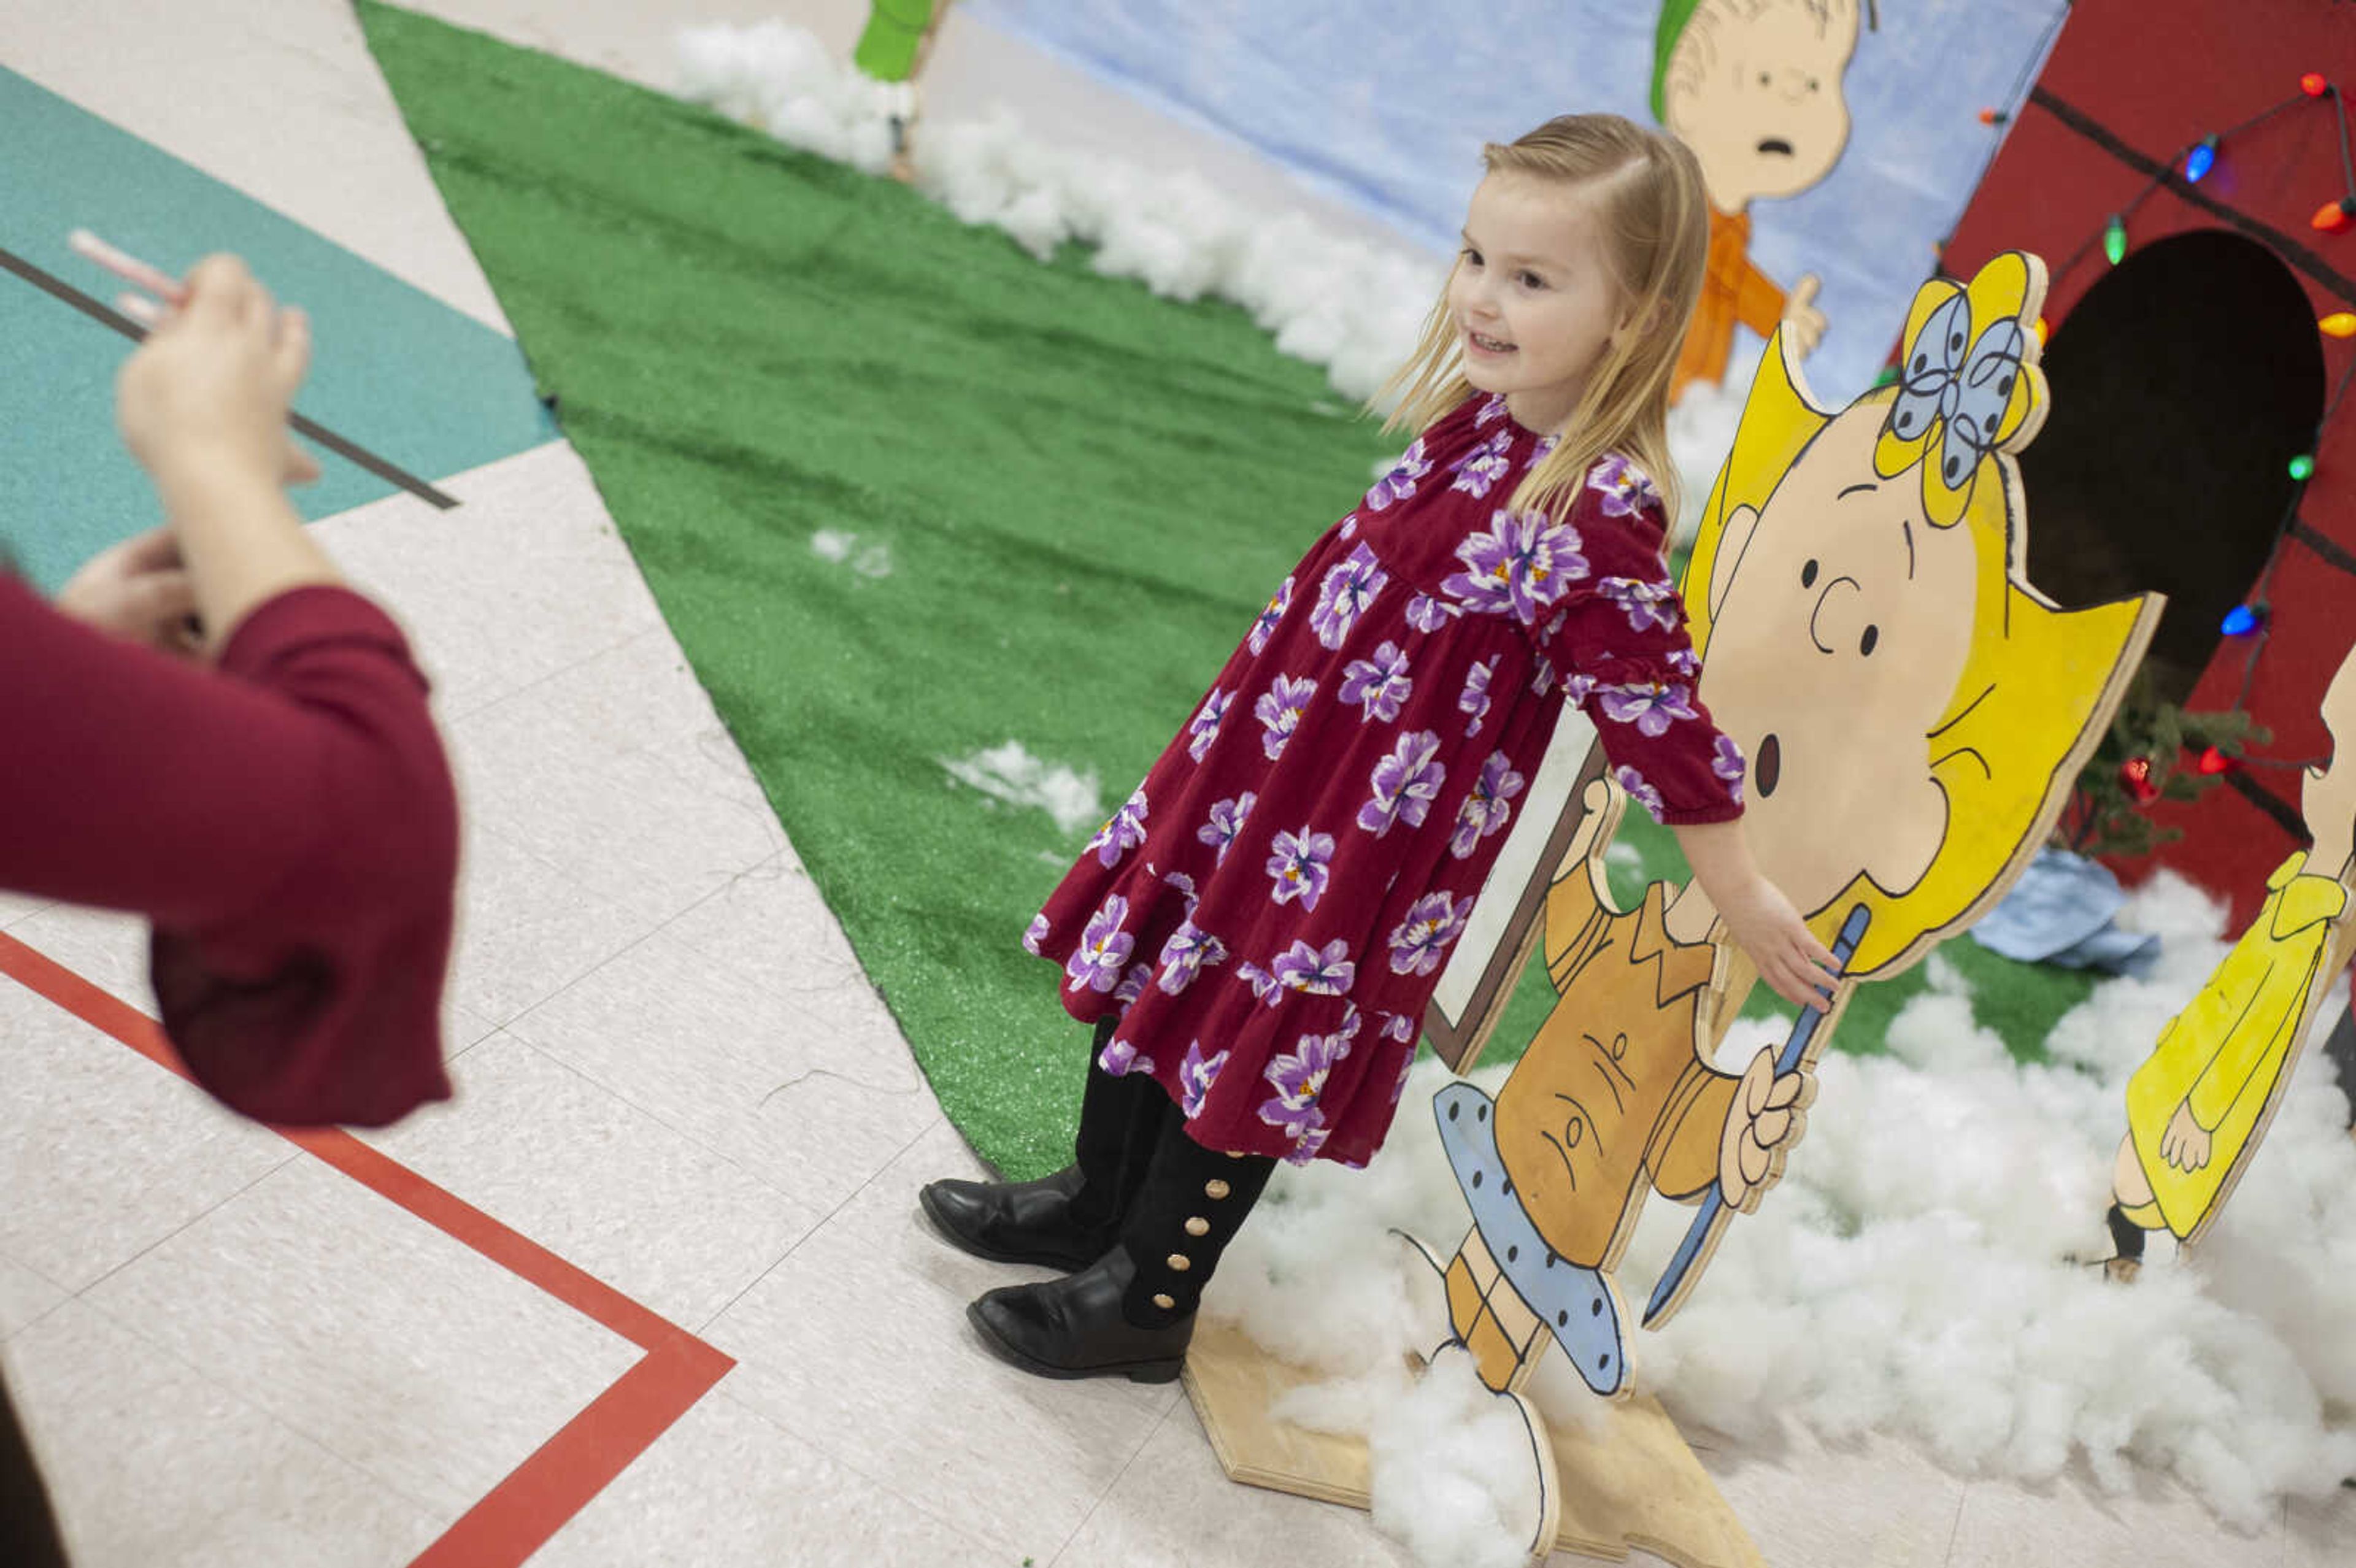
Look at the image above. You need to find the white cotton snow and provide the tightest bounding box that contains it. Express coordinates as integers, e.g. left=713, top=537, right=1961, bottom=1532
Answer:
left=672, top=23, right=1439, bottom=403
left=809, top=528, right=892, bottom=577
left=1664, top=378, right=1748, bottom=548
left=939, top=741, right=1102, bottom=837
left=1201, top=868, right=2356, bottom=1566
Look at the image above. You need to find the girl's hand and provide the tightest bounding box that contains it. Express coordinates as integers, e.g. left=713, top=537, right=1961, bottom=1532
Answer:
left=1714, top=874, right=1841, bottom=1011
left=117, top=255, right=318, bottom=493
left=55, top=527, right=205, bottom=660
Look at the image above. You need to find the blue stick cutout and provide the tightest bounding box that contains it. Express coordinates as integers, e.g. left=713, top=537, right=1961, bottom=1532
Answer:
left=1642, top=902, right=1874, bottom=1329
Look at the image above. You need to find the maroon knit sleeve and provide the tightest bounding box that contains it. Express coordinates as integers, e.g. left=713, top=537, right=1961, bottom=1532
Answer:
left=0, top=575, right=456, bottom=1126
left=1534, top=476, right=1747, bottom=828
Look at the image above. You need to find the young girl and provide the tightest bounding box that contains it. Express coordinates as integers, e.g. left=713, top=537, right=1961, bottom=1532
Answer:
left=923, top=115, right=1837, bottom=1383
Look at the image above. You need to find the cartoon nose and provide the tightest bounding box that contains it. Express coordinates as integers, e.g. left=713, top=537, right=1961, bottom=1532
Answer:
left=1808, top=576, right=1862, bottom=654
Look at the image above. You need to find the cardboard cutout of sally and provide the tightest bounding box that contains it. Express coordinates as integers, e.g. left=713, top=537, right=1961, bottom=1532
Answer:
left=1655, top=0, right=1864, bottom=402
left=1411, top=253, right=2163, bottom=1406
left=2105, top=642, right=2356, bottom=1264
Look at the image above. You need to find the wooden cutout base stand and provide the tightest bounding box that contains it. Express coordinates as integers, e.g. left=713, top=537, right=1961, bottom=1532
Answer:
left=1183, top=1321, right=1764, bottom=1568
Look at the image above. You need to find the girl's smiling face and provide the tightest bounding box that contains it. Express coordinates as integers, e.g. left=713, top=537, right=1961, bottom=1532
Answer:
left=1450, top=172, right=1630, bottom=434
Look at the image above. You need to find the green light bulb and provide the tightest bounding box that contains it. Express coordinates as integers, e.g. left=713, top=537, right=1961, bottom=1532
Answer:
left=2103, top=215, right=2128, bottom=266
left=2289, top=453, right=2316, bottom=482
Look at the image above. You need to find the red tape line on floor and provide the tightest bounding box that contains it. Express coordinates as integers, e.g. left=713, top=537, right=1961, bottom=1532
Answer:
left=0, top=929, right=734, bottom=1565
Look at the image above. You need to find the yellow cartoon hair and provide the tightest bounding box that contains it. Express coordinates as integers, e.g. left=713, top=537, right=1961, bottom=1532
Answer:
left=1682, top=253, right=2160, bottom=977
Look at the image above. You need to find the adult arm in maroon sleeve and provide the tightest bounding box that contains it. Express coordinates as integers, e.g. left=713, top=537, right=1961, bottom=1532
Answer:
left=0, top=574, right=458, bottom=1125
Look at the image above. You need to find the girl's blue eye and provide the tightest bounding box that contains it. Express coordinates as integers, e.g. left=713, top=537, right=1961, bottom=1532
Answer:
left=1519, top=272, right=1546, bottom=290
left=1461, top=248, right=1483, bottom=266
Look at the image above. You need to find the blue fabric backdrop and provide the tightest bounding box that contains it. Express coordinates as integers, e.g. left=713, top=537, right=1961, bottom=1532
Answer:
left=969, top=0, right=2069, bottom=406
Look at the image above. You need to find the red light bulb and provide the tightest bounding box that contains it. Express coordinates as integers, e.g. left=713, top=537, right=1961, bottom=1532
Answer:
left=2196, top=747, right=2234, bottom=776
left=2301, top=73, right=2330, bottom=98
left=2317, top=198, right=2356, bottom=234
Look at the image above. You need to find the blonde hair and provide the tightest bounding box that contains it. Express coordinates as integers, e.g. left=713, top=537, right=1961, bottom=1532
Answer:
left=1374, top=114, right=1710, bottom=522
left=1683, top=256, right=2160, bottom=977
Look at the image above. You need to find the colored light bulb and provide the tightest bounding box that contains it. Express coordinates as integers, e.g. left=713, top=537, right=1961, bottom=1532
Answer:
left=2289, top=453, right=2316, bottom=481
left=2324, top=312, right=2356, bottom=338
left=2302, top=72, right=2330, bottom=98
left=2103, top=215, right=2128, bottom=264
left=2316, top=198, right=2356, bottom=234
left=2184, top=137, right=2217, bottom=183
left=1977, top=107, right=1998, bottom=126
left=2196, top=747, right=2235, bottom=776
left=2222, top=604, right=2263, bottom=636
left=2031, top=316, right=2049, bottom=345
left=2120, top=756, right=2162, bottom=805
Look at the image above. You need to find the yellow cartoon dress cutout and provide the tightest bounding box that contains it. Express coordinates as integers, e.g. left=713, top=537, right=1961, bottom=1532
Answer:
left=2104, top=642, right=2356, bottom=1269
left=1407, top=254, right=2163, bottom=1429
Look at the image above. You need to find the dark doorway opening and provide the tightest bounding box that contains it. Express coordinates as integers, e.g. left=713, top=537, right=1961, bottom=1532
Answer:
left=2017, top=230, right=2326, bottom=705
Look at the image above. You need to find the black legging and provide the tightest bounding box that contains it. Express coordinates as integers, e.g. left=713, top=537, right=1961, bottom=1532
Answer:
left=1, top=1369, right=67, bottom=1566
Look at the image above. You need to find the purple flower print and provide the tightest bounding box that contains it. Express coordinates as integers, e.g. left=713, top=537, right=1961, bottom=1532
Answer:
left=1098, top=1036, right=1157, bottom=1077
left=1530, top=433, right=1560, bottom=466
left=1256, top=674, right=1317, bottom=760
left=1257, top=1018, right=1359, bottom=1142
left=1600, top=576, right=1680, bottom=635
left=1389, top=1048, right=1418, bottom=1107
left=1441, top=510, right=1588, bottom=626
left=1156, top=919, right=1228, bottom=996
left=1340, top=641, right=1414, bottom=724
left=1365, top=439, right=1433, bottom=512
left=1712, top=732, right=1748, bottom=804
left=1272, top=937, right=1356, bottom=996
left=1285, top=1124, right=1333, bottom=1164
left=1022, top=913, right=1050, bottom=956
left=1379, top=1010, right=1418, bottom=1044
left=1561, top=671, right=1596, bottom=707
left=1266, top=826, right=1336, bottom=910
left=1475, top=394, right=1508, bottom=427
left=1668, top=646, right=1702, bottom=680
left=1588, top=454, right=1661, bottom=518
left=1312, top=543, right=1390, bottom=650
left=1459, top=658, right=1495, bottom=737
left=1188, top=688, right=1231, bottom=763
left=1236, top=960, right=1281, bottom=1004
left=1085, top=788, right=1150, bottom=868
left=1114, top=961, right=1153, bottom=1009
left=1198, top=793, right=1257, bottom=863
left=1065, top=896, right=1134, bottom=994
left=1597, top=682, right=1701, bottom=739
left=1450, top=750, right=1526, bottom=859
left=1451, top=429, right=1515, bottom=499
left=1404, top=593, right=1458, bottom=634
left=1180, top=1040, right=1231, bottom=1118
left=1249, top=576, right=1294, bottom=656
left=1358, top=730, right=1446, bottom=838
left=1163, top=869, right=1199, bottom=911
left=1388, top=891, right=1471, bottom=977
left=1340, top=515, right=1358, bottom=540
left=1616, top=765, right=1666, bottom=823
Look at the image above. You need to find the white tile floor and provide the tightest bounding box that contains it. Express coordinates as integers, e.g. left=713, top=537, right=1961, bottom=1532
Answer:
left=0, top=4, right=2346, bottom=1566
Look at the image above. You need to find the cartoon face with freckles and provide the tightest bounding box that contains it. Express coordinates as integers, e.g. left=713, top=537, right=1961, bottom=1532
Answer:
left=1697, top=402, right=1981, bottom=916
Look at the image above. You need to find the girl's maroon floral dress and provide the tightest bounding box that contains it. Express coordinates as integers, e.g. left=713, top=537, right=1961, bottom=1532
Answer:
left=1027, top=393, right=1745, bottom=1168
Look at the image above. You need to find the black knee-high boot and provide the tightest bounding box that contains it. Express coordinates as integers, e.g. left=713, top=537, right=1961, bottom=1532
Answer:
left=966, top=1113, right=1277, bottom=1383
left=1, top=1371, right=68, bottom=1567
left=920, top=1018, right=1168, bottom=1270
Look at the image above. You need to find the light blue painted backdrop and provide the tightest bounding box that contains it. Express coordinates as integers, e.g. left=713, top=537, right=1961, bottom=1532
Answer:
left=968, top=0, right=2070, bottom=406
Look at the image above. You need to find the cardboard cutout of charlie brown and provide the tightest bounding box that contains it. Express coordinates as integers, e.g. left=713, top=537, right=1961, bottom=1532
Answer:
left=1411, top=253, right=2163, bottom=1404
left=1654, top=0, right=1866, bottom=404
left=2103, top=641, right=2356, bottom=1274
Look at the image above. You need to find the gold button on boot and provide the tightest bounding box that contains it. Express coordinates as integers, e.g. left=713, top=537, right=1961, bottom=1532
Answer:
left=1166, top=1253, right=1191, bottom=1272
left=1184, top=1217, right=1210, bottom=1236
left=1204, top=1179, right=1231, bottom=1200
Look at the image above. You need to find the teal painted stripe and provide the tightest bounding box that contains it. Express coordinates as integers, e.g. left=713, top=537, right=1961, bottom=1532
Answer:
left=0, top=66, right=556, bottom=593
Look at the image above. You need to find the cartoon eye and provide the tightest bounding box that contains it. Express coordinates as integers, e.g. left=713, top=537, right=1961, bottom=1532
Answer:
left=1758, top=71, right=1771, bottom=86
left=1801, top=559, right=1819, bottom=589
left=1807, top=77, right=1820, bottom=92
left=1861, top=626, right=1880, bottom=656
